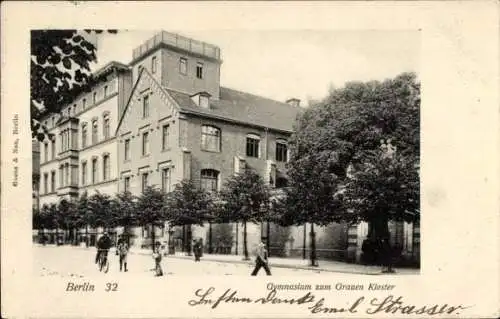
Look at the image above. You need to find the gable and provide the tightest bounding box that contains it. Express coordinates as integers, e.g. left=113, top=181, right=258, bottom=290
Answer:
left=115, top=68, right=180, bottom=136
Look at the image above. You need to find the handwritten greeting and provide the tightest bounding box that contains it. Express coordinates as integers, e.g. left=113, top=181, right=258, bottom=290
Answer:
left=188, top=287, right=470, bottom=315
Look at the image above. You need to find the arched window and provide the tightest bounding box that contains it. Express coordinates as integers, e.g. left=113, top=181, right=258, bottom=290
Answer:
left=201, top=125, right=221, bottom=152
left=103, top=113, right=110, bottom=139
left=102, top=154, right=110, bottom=181
left=91, top=157, right=98, bottom=184
left=81, top=123, right=88, bottom=148
left=91, top=119, right=98, bottom=144
left=246, top=134, right=260, bottom=158
left=275, top=139, right=288, bottom=162
left=200, top=169, right=219, bottom=193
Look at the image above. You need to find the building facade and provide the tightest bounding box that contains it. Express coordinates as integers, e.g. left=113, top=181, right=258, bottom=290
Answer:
left=34, top=31, right=419, bottom=265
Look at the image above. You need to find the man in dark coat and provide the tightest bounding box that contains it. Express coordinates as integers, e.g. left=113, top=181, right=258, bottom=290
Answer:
left=95, top=232, right=113, bottom=264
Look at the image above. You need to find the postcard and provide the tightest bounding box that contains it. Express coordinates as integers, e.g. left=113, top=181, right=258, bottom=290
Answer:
left=1, top=1, right=499, bottom=318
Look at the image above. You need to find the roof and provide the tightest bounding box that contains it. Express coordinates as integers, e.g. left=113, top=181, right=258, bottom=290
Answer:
left=166, top=87, right=303, bottom=132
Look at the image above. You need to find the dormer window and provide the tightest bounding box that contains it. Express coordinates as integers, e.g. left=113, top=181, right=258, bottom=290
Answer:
left=191, top=92, right=211, bottom=108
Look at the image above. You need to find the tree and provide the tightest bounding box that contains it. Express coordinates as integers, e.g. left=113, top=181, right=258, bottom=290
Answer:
left=31, top=29, right=117, bottom=141
left=114, top=191, right=138, bottom=245
left=343, top=141, right=419, bottom=240
left=74, top=191, right=93, bottom=247
left=88, top=191, right=116, bottom=232
left=57, top=198, right=77, bottom=244
left=219, top=169, right=270, bottom=260
left=136, top=186, right=168, bottom=252
left=286, top=72, right=420, bottom=265
left=166, top=180, right=213, bottom=254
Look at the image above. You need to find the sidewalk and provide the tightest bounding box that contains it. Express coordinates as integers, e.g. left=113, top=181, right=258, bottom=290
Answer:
left=127, top=247, right=420, bottom=276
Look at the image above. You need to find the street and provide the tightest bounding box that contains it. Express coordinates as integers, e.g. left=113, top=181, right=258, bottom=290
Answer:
left=35, top=245, right=324, bottom=278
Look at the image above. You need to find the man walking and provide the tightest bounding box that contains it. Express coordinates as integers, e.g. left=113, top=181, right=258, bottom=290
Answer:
left=251, top=241, right=271, bottom=276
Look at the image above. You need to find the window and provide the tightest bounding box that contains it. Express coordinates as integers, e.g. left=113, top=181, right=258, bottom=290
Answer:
left=200, top=169, right=219, bottom=193
left=93, top=92, right=97, bottom=104
left=124, top=139, right=131, bottom=161
left=81, top=162, right=87, bottom=186
left=81, top=124, right=87, bottom=148
left=71, top=130, right=78, bottom=149
left=103, top=115, right=110, bottom=139
left=73, top=104, right=77, bottom=115
left=124, top=176, right=130, bottom=193
left=142, top=132, right=149, bottom=156
left=141, top=172, right=149, bottom=192
left=276, top=140, right=288, bottom=162
left=65, top=163, right=69, bottom=186
left=180, top=58, right=187, bottom=75
left=103, top=154, right=110, bottom=181
left=142, top=226, right=149, bottom=238
left=161, top=168, right=171, bottom=193
left=92, top=119, right=98, bottom=144
left=51, top=140, right=56, bottom=159
left=201, top=125, right=220, bottom=152
left=104, top=86, right=108, bottom=97
left=44, top=143, right=48, bottom=162
left=246, top=134, right=260, bottom=158
left=162, top=124, right=170, bottom=150
left=196, top=62, right=203, bottom=79
left=199, top=95, right=209, bottom=108
left=51, top=171, right=56, bottom=192
left=151, top=56, right=157, bottom=73
left=59, top=166, right=64, bottom=187
left=92, top=158, right=98, bottom=184
left=43, top=173, right=48, bottom=194
left=142, top=95, right=149, bottom=118
left=82, top=98, right=86, bottom=109
left=138, top=64, right=143, bottom=74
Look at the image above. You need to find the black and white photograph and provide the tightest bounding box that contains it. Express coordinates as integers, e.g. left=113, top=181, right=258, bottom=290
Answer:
left=30, top=29, right=420, bottom=278
left=2, top=2, right=499, bottom=318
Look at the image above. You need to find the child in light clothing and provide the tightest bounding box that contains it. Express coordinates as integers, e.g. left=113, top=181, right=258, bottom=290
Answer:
left=152, top=243, right=163, bottom=277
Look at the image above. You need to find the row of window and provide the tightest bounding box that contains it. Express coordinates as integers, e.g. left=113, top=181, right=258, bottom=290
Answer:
left=44, top=81, right=116, bottom=129
left=123, top=168, right=215, bottom=195
left=123, top=125, right=288, bottom=162
left=81, top=154, right=111, bottom=186
left=201, top=126, right=288, bottom=162
left=138, top=56, right=203, bottom=79
left=81, top=114, right=111, bottom=149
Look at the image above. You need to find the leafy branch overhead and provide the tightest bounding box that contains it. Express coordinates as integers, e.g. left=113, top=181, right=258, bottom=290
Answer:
left=31, top=29, right=117, bottom=141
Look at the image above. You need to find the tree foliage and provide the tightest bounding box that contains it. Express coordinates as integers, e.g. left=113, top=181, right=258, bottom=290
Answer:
left=31, top=29, right=117, bottom=141
left=286, top=72, right=420, bottom=235
left=136, top=186, right=167, bottom=227
left=166, top=180, right=213, bottom=227
left=218, top=169, right=271, bottom=224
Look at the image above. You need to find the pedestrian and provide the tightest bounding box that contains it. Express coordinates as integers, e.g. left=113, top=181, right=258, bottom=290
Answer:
left=193, top=238, right=203, bottom=262
left=116, top=237, right=129, bottom=272
left=251, top=241, right=271, bottom=276
left=379, top=238, right=395, bottom=273
left=152, top=242, right=163, bottom=277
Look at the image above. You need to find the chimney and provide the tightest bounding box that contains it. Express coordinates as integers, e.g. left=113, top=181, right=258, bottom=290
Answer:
left=286, top=98, right=301, bottom=107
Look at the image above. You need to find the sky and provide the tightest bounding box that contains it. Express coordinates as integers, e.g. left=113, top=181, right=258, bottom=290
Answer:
left=89, top=30, right=420, bottom=106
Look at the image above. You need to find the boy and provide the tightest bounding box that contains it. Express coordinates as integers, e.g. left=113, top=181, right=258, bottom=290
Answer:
left=117, top=238, right=129, bottom=272
left=152, top=242, right=163, bottom=277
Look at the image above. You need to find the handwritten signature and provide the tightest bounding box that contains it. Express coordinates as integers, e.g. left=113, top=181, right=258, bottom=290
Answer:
left=188, top=287, right=470, bottom=315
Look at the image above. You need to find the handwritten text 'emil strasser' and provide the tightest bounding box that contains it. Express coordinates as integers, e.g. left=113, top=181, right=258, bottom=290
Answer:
left=188, top=287, right=469, bottom=315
